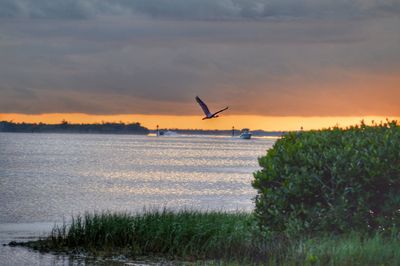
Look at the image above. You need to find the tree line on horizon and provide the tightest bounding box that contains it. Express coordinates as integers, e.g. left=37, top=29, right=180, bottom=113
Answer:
left=0, top=120, right=149, bottom=135
left=0, top=120, right=288, bottom=136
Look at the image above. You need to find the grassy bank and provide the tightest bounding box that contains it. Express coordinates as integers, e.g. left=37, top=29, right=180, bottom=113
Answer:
left=288, top=233, right=400, bottom=266
left=15, top=210, right=400, bottom=265
left=21, top=210, right=264, bottom=261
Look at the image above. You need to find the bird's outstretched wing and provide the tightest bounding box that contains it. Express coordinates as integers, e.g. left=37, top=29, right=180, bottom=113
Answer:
left=212, top=107, right=229, bottom=116
left=195, top=96, right=211, bottom=116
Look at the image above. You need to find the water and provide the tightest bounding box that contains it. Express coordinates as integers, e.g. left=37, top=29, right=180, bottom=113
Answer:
left=0, top=133, right=275, bottom=265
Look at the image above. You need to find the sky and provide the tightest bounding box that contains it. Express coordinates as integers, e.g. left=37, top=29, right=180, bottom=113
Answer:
left=0, top=0, right=399, bottom=129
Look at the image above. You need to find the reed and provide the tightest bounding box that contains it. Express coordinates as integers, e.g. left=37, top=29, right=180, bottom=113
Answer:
left=23, top=210, right=400, bottom=265
left=47, top=209, right=264, bottom=261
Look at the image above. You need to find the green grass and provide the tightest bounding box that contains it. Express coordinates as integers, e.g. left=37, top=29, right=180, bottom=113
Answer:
left=19, top=210, right=400, bottom=265
left=284, top=233, right=400, bottom=266
left=46, top=209, right=264, bottom=261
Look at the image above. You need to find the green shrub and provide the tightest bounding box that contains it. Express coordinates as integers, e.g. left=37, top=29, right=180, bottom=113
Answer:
left=253, top=121, right=400, bottom=236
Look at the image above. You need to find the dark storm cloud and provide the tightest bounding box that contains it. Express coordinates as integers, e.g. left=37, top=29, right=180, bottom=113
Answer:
left=0, top=0, right=399, bottom=115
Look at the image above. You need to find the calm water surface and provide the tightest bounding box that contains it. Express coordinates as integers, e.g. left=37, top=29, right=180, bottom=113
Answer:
left=0, top=133, right=275, bottom=265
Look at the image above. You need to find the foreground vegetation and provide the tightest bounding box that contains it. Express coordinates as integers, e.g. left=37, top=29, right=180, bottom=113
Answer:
left=19, top=210, right=263, bottom=262
left=49, top=210, right=259, bottom=260
left=253, top=120, right=400, bottom=236
left=15, top=210, right=400, bottom=265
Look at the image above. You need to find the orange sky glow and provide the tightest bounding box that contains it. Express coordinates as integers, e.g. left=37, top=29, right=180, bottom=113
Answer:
left=1, top=113, right=398, bottom=131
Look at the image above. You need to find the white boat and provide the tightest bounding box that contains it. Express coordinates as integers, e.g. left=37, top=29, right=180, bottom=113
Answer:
left=158, top=130, right=178, bottom=136
left=163, top=131, right=178, bottom=136
left=240, top=128, right=252, bottom=139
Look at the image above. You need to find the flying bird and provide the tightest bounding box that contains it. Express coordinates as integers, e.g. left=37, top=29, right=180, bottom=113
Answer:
left=195, top=96, right=228, bottom=120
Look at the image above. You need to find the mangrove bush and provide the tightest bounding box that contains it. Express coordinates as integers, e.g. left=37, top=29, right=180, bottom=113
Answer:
left=253, top=121, right=400, bottom=235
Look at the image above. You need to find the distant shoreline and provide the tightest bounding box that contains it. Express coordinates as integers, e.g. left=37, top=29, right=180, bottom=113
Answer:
left=0, top=121, right=150, bottom=135
left=0, top=121, right=286, bottom=137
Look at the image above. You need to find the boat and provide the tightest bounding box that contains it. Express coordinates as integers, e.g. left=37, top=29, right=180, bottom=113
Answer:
left=163, top=131, right=178, bottom=136
left=157, top=130, right=178, bottom=136
left=240, top=128, right=252, bottom=139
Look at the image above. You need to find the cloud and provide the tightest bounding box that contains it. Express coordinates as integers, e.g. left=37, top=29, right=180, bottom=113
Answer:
left=0, top=1, right=399, bottom=116
left=1, top=0, right=400, bottom=20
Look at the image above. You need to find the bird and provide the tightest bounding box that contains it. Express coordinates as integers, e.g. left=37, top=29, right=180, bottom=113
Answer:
left=195, top=96, right=228, bottom=120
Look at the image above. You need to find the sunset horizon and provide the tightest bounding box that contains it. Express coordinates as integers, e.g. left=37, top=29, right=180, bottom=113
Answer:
left=1, top=113, right=399, bottom=131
